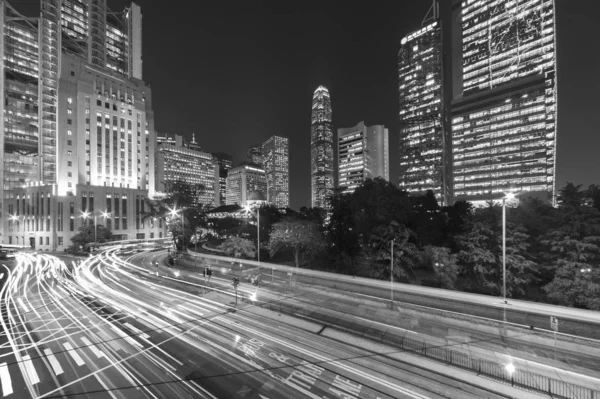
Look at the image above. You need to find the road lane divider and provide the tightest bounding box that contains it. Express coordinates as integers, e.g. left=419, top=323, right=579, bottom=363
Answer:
left=63, top=342, right=85, bottom=366
left=43, top=348, right=64, bottom=376
left=21, top=355, right=40, bottom=385
left=0, top=362, right=13, bottom=396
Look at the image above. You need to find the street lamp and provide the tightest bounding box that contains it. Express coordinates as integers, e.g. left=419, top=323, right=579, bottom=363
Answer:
left=244, top=205, right=260, bottom=263
left=82, top=210, right=110, bottom=245
left=502, top=192, right=516, bottom=304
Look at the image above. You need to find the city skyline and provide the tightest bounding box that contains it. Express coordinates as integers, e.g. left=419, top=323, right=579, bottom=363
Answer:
left=11, top=0, right=600, bottom=210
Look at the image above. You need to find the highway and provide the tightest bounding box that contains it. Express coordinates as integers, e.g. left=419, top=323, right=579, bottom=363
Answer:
left=0, top=248, right=522, bottom=398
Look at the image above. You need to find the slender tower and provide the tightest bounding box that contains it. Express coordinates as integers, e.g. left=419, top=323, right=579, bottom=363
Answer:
left=310, top=86, right=334, bottom=209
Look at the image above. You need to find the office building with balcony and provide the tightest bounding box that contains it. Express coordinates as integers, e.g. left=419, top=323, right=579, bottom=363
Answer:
left=156, top=134, right=217, bottom=207
left=1, top=0, right=161, bottom=249
left=225, top=164, right=267, bottom=207
left=261, top=135, right=289, bottom=208
left=310, top=85, right=335, bottom=209
left=338, top=122, right=389, bottom=194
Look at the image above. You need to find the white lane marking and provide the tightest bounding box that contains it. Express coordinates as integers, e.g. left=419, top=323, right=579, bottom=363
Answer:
left=17, top=298, right=29, bottom=313
left=63, top=342, right=85, bottom=366
left=110, top=325, right=143, bottom=349
left=21, top=355, right=40, bottom=385
left=43, top=349, right=64, bottom=376
left=140, top=337, right=183, bottom=366
left=94, top=374, right=118, bottom=399
left=124, top=323, right=150, bottom=339
left=81, top=337, right=105, bottom=359
left=0, top=362, right=13, bottom=396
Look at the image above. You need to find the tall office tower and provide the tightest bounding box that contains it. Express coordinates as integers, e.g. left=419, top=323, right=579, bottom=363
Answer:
left=398, top=21, right=445, bottom=202
left=212, top=152, right=233, bottom=207
left=452, top=0, right=557, bottom=204
left=338, top=122, right=389, bottom=194
left=261, top=135, right=289, bottom=208
left=156, top=134, right=217, bottom=207
left=225, top=163, right=267, bottom=207
left=246, top=145, right=263, bottom=167
left=1, top=0, right=159, bottom=249
left=310, top=85, right=335, bottom=209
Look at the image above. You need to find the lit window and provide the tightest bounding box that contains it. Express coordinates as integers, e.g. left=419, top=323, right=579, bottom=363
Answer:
left=67, top=130, right=72, bottom=135
left=67, top=109, right=72, bottom=115
left=67, top=97, right=73, bottom=104
left=67, top=151, right=72, bottom=157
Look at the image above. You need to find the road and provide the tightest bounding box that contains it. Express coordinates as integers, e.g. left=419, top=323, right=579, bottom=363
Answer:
left=0, top=249, right=518, bottom=398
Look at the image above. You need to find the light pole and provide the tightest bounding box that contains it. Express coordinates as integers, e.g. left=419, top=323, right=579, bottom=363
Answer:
left=502, top=192, right=516, bottom=304
left=390, top=239, right=394, bottom=304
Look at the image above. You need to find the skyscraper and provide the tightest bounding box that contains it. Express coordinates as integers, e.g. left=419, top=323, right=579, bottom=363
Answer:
left=1, top=0, right=159, bottom=249
left=398, top=0, right=557, bottom=205
left=338, top=122, right=389, bottom=194
left=226, top=164, right=267, bottom=207
left=398, top=21, right=445, bottom=202
left=212, top=152, right=233, bottom=206
left=452, top=0, right=557, bottom=204
left=261, top=135, right=289, bottom=208
left=156, top=134, right=217, bottom=207
left=310, top=85, right=335, bottom=209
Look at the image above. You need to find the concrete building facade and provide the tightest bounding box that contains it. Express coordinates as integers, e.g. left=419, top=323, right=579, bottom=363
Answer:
left=225, top=164, right=267, bottom=207
left=338, top=122, right=389, bottom=194
left=261, top=135, right=289, bottom=208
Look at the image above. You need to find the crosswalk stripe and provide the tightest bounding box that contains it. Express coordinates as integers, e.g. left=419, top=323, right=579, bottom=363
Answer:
left=63, top=342, right=85, bottom=366
left=80, top=337, right=105, bottom=358
left=0, top=362, right=13, bottom=397
left=21, top=355, right=40, bottom=385
left=43, top=349, right=63, bottom=376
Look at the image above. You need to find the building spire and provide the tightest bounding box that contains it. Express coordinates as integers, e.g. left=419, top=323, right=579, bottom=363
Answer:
left=191, top=130, right=197, bottom=144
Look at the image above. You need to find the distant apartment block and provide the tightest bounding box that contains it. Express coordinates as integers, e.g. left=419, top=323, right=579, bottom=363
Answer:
left=338, top=122, right=389, bottom=194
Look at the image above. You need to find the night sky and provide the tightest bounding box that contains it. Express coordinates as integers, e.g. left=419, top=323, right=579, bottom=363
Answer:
left=16, top=0, right=600, bottom=209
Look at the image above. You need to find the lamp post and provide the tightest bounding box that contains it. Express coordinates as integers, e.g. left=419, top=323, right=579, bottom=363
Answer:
left=390, top=239, right=394, bottom=304
left=170, top=208, right=184, bottom=254
left=502, top=192, right=516, bottom=304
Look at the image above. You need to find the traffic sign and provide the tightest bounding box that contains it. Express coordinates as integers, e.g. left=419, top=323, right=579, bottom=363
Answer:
left=550, top=316, right=558, bottom=332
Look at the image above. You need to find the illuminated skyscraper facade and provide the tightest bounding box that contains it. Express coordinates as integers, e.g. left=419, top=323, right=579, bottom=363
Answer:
left=246, top=145, right=263, bottom=167
left=1, top=0, right=158, bottom=249
left=310, top=85, right=335, bottom=209
left=338, top=122, right=389, bottom=194
left=156, top=134, right=217, bottom=207
left=212, top=152, right=233, bottom=206
left=261, top=135, right=289, bottom=208
left=452, top=0, right=557, bottom=204
left=398, top=21, right=445, bottom=202
left=226, top=164, right=267, bottom=207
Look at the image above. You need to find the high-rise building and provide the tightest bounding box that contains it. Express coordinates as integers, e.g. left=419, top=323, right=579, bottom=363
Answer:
left=398, top=21, right=445, bottom=202
left=452, top=0, right=557, bottom=204
left=338, top=122, right=389, bottom=194
left=246, top=145, right=263, bottom=167
left=310, top=85, right=335, bottom=209
left=397, top=0, right=557, bottom=205
left=225, top=164, right=267, bottom=207
left=212, top=152, right=233, bottom=207
left=261, top=135, right=289, bottom=208
left=1, top=0, right=161, bottom=249
left=156, top=134, right=217, bottom=207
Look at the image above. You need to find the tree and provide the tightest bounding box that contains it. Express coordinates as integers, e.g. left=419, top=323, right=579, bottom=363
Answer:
left=422, top=246, right=459, bottom=289
left=67, top=224, right=113, bottom=254
left=455, top=205, right=536, bottom=297
left=367, top=220, right=418, bottom=281
left=541, top=186, right=600, bottom=308
left=409, top=190, right=446, bottom=247
left=218, top=237, right=256, bottom=259
left=325, top=188, right=361, bottom=270
left=268, top=219, right=326, bottom=267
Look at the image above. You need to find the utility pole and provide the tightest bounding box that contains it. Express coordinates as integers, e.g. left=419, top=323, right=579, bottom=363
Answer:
left=390, top=239, right=394, bottom=304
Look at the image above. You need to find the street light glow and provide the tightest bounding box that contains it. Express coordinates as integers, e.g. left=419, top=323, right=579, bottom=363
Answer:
left=505, top=363, right=515, bottom=374
left=505, top=192, right=516, bottom=200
